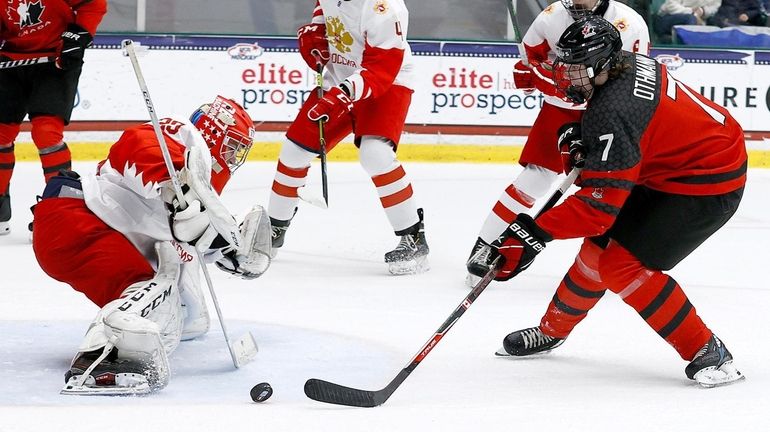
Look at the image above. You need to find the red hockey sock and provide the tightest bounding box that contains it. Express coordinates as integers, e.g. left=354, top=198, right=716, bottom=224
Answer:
left=540, top=239, right=606, bottom=338
left=31, top=115, right=70, bottom=182
left=600, top=241, right=712, bottom=361
left=0, top=123, right=21, bottom=196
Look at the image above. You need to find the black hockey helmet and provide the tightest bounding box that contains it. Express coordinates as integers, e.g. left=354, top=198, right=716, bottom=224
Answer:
left=553, top=15, right=622, bottom=103
left=560, top=0, right=608, bottom=20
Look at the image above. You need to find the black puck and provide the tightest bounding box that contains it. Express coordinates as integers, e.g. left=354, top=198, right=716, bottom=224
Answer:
left=250, top=382, right=273, bottom=403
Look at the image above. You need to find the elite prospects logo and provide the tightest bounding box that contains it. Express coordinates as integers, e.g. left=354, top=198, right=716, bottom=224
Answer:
left=227, top=43, right=264, bottom=60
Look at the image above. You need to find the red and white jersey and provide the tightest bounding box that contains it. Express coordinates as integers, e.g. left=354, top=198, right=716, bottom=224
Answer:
left=523, top=1, right=650, bottom=109
left=81, top=117, right=224, bottom=261
left=0, top=0, right=107, bottom=60
left=312, top=0, right=414, bottom=100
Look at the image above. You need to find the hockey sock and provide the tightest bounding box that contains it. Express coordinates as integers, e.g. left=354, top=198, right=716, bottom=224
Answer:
left=360, top=137, right=418, bottom=233
left=0, top=123, right=20, bottom=197
left=31, top=115, right=70, bottom=182
left=540, top=239, right=606, bottom=339
left=269, top=141, right=315, bottom=221
left=601, top=241, right=712, bottom=361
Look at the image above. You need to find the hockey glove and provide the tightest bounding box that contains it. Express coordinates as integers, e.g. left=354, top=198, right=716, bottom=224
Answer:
left=58, top=23, right=93, bottom=70
left=215, top=205, right=272, bottom=280
left=308, top=86, right=354, bottom=123
left=297, top=23, right=330, bottom=68
left=512, top=60, right=535, bottom=93
left=492, top=214, right=552, bottom=281
left=556, top=122, right=586, bottom=174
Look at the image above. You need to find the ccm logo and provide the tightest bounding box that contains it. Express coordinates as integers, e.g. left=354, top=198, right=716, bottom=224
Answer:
left=510, top=223, right=545, bottom=252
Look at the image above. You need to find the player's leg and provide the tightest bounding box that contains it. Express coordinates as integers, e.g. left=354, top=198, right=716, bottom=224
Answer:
left=268, top=91, right=352, bottom=256
left=0, top=67, right=27, bottom=235
left=353, top=86, right=427, bottom=274
left=599, top=186, right=745, bottom=386
left=466, top=104, right=581, bottom=285
left=497, top=238, right=606, bottom=356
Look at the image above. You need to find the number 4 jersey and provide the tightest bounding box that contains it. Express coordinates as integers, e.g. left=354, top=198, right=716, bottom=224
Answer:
left=536, top=52, right=747, bottom=240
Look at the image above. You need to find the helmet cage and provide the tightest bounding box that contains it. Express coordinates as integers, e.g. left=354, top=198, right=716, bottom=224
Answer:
left=560, top=0, right=605, bottom=20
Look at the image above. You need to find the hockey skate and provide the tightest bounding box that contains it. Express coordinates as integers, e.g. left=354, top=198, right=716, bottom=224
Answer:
left=385, top=208, right=429, bottom=275
left=685, top=334, right=745, bottom=388
left=269, top=215, right=292, bottom=258
left=62, top=242, right=182, bottom=396
left=495, top=326, right=565, bottom=357
left=0, top=194, right=10, bottom=236
left=465, top=237, right=496, bottom=287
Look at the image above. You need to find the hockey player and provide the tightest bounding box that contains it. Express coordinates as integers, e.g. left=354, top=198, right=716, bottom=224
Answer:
left=32, top=96, right=271, bottom=395
left=483, top=16, right=746, bottom=388
left=0, top=0, right=107, bottom=235
left=268, top=0, right=428, bottom=275
left=466, top=0, right=649, bottom=285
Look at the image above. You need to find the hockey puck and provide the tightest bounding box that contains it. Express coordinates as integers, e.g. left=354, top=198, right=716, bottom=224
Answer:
left=250, top=382, right=273, bottom=403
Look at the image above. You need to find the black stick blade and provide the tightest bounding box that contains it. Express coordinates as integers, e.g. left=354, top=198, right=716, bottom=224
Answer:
left=304, top=379, right=385, bottom=408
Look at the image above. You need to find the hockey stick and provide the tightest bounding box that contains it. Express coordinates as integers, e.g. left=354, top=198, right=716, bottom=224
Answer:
left=0, top=55, right=56, bottom=69
left=506, top=0, right=529, bottom=66
left=304, top=168, right=582, bottom=407
left=297, top=59, right=330, bottom=209
left=122, top=39, right=258, bottom=369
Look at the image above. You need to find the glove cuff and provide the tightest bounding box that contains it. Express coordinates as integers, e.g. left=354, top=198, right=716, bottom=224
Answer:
left=515, top=213, right=553, bottom=243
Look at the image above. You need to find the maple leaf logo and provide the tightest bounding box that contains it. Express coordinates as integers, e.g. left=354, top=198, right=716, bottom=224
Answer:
left=326, top=17, right=353, bottom=53
left=18, top=1, right=45, bottom=27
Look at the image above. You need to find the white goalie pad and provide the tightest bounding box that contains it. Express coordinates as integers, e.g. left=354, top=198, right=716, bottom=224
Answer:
left=215, top=204, right=272, bottom=279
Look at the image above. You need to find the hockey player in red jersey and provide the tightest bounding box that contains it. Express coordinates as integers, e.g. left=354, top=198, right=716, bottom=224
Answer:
left=31, top=97, right=271, bottom=395
left=0, top=0, right=107, bottom=236
left=466, top=0, right=649, bottom=286
left=268, top=0, right=428, bottom=275
left=482, top=16, right=746, bottom=387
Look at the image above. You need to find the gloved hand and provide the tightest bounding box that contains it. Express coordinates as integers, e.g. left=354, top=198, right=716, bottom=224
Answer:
left=492, top=214, right=552, bottom=281
left=556, top=122, right=586, bottom=174
left=58, top=23, right=93, bottom=70
left=168, top=192, right=223, bottom=251
left=297, top=23, right=330, bottom=69
left=512, top=60, right=535, bottom=93
left=307, top=86, right=354, bottom=123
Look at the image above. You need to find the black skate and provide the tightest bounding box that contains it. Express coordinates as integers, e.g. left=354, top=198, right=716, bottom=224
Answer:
left=62, top=347, right=156, bottom=396
left=385, top=208, right=429, bottom=275
left=495, top=326, right=565, bottom=357
left=269, top=217, right=291, bottom=258
left=685, top=335, right=744, bottom=388
left=0, top=194, right=10, bottom=236
left=465, top=237, right=497, bottom=287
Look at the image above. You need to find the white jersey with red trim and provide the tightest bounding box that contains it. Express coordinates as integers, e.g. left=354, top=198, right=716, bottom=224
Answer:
left=523, top=1, right=650, bottom=109
left=312, top=0, right=414, bottom=100
left=81, top=117, right=212, bottom=262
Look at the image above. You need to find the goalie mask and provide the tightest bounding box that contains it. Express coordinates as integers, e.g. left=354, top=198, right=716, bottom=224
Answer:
left=560, top=0, right=608, bottom=20
left=190, top=96, right=256, bottom=173
left=553, top=16, right=622, bottom=104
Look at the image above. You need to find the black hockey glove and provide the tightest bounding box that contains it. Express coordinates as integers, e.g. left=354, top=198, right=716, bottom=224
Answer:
left=557, top=122, right=586, bottom=174
left=58, top=23, right=93, bottom=70
left=491, top=214, right=552, bottom=281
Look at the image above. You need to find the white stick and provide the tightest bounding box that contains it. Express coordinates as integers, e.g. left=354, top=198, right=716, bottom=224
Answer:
left=121, top=39, right=257, bottom=369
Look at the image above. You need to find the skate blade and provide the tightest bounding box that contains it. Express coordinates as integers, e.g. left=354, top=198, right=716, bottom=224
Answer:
left=694, top=361, right=746, bottom=388
left=61, top=374, right=152, bottom=396
left=494, top=346, right=512, bottom=357
left=387, top=256, right=430, bottom=276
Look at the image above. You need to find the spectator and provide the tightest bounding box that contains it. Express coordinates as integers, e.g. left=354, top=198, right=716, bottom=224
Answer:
left=654, top=0, right=721, bottom=43
left=711, top=0, right=769, bottom=26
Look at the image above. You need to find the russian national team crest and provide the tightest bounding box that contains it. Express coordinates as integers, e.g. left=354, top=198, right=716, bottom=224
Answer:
left=326, top=17, right=353, bottom=53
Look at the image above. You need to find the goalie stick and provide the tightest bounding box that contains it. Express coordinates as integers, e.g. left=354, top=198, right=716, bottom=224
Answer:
left=122, top=39, right=258, bottom=369
left=304, top=168, right=582, bottom=407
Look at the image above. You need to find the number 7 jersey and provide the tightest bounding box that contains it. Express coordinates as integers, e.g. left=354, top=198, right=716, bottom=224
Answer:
left=536, top=52, right=747, bottom=240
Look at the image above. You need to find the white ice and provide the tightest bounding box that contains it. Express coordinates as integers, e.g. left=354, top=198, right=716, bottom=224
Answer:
left=1, top=161, right=768, bottom=432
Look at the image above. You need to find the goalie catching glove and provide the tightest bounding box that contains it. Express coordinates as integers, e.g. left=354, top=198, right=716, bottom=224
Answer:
left=492, top=214, right=553, bottom=281
left=215, top=205, right=272, bottom=279
left=164, top=146, right=243, bottom=252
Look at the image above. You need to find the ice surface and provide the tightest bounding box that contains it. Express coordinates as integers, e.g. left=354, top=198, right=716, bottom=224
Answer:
left=1, top=161, right=768, bottom=431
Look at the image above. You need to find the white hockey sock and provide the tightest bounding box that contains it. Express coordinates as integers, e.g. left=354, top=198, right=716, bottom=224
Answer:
left=269, top=140, right=314, bottom=221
